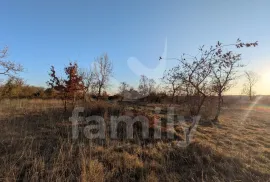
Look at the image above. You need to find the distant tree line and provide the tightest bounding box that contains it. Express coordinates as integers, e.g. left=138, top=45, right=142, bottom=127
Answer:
left=0, top=40, right=260, bottom=117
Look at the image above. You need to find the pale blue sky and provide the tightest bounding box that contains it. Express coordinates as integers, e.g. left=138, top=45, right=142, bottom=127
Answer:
left=1, top=0, right=270, bottom=94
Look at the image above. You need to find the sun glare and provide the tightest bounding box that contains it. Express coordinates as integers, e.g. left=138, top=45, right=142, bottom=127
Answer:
left=259, top=72, right=270, bottom=95
left=267, top=73, right=270, bottom=82
left=263, top=72, right=270, bottom=83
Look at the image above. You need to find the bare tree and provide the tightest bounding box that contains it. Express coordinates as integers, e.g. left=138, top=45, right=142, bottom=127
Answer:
left=211, top=44, right=244, bottom=121
left=210, top=40, right=258, bottom=121
left=242, top=71, right=260, bottom=101
left=138, top=75, right=156, bottom=96
left=163, top=39, right=258, bottom=116
left=148, top=79, right=156, bottom=94
left=162, top=70, right=182, bottom=103
left=174, top=52, right=213, bottom=115
left=0, top=47, right=23, bottom=77
left=138, top=75, right=149, bottom=96
left=118, top=82, right=130, bottom=97
left=92, top=53, right=113, bottom=97
left=79, top=67, right=96, bottom=100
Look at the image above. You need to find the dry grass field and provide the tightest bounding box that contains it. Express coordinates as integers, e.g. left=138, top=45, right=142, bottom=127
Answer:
left=2, top=1, right=270, bottom=181
left=0, top=99, right=269, bottom=182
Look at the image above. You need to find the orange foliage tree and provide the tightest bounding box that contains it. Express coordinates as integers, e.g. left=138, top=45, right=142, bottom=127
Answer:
left=47, top=62, right=85, bottom=111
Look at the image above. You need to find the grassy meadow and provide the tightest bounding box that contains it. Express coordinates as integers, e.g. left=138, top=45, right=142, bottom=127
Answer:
left=0, top=98, right=269, bottom=182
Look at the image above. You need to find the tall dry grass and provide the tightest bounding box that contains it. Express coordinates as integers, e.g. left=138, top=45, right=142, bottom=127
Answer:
left=0, top=99, right=269, bottom=181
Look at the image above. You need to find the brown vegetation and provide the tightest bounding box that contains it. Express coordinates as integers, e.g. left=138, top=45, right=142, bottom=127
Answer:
left=0, top=40, right=265, bottom=181
left=0, top=98, right=269, bottom=181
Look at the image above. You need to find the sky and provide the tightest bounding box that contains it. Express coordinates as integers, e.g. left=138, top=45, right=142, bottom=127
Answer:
left=1, top=0, right=270, bottom=95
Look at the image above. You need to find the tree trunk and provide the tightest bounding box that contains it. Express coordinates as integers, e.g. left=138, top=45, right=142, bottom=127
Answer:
left=83, top=91, right=86, bottom=103
left=98, top=86, right=102, bottom=98
left=64, top=99, right=67, bottom=112
left=214, top=92, right=222, bottom=122
left=249, top=86, right=252, bottom=101
left=170, top=90, right=176, bottom=106
left=73, top=92, right=76, bottom=107
left=62, top=93, right=67, bottom=112
left=196, top=95, right=206, bottom=115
